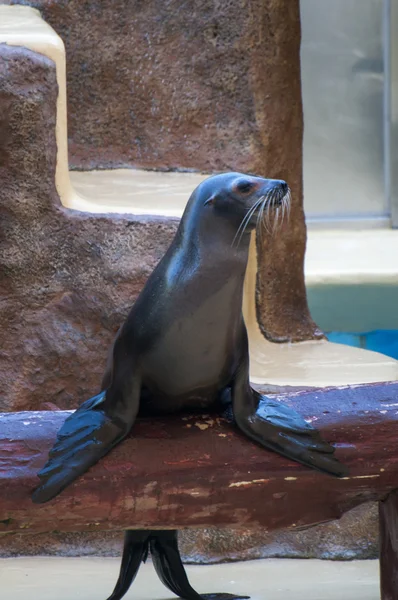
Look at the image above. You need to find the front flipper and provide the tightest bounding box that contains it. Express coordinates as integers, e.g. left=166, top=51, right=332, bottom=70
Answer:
left=32, top=343, right=141, bottom=504
left=232, top=353, right=348, bottom=478
left=150, top=530, right=249, bottom=600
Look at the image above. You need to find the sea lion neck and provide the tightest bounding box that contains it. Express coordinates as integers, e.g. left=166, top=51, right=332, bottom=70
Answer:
left=174, top=187, right=252, bottom=267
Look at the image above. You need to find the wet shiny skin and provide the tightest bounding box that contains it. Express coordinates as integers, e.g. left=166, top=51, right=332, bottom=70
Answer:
left=31, top=173, right=348, bottom=600
left=104, top=174, right=287, bottom=410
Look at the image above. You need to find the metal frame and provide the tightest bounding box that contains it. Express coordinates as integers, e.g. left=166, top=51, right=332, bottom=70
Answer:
left=389, top=0, right=398, bottom=227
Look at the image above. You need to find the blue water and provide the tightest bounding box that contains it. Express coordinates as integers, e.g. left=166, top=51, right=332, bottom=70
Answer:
left=327, top=330, right=398, bottom=360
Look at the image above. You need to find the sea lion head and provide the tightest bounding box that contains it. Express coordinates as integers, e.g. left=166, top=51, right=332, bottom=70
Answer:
left=184, top=172, right=291, bottom=247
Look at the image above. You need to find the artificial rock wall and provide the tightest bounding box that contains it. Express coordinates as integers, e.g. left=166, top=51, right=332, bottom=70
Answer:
left=0, top=43, right=177, bottom=413
left=3, top=0, right=321, bottom=344
left=5, top=0, right=301, bottom=175
left=0, top=0, right=321, bottom=413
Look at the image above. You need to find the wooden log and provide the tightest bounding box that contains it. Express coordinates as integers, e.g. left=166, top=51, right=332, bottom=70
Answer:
left=380, top=490, right=398, bottom=600
left=1, top=381, right=398, bottom=535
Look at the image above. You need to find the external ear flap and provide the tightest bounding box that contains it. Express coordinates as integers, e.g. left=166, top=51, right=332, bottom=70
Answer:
left=204, top=195, right=216, bottom=206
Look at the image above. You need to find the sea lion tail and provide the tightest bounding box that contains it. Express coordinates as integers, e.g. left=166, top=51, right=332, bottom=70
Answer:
left=31, top=391, right=134, bottom=504
left=105, top=530, right=151, bottom=600
left=150, top=530, right=249, bottom=600
left=106, top=530, right=249, bottom=600
left=150, top=530, right=204, bottom=600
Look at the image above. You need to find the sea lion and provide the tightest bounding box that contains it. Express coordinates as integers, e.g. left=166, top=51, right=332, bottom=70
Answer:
left=32, top=172, right=347, bottom=600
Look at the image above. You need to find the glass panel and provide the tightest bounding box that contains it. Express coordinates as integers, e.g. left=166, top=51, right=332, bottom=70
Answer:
left=391, top=0, right=398, bottom=226
left=300, top=0, right=387, bottom=218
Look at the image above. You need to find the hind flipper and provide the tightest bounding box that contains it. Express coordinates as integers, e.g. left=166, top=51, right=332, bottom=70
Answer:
left=232, top=350, right=348, bottom=478
left=105, top=531, right=150, bottom=600
left=32, top=343, right=141, bottom=504
left=150, top=531, right=249, bottom=600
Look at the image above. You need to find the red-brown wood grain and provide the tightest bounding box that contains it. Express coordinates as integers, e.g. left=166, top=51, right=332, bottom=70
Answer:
left=1, top=381, right=398, bottom=535
left=380, top=490, right=398, bottom=600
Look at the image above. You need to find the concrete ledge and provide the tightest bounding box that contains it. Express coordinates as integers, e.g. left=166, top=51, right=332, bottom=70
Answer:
left=305, top=230, right=398, bottom=333
left=306, top=230, right=398, bottom=286
left=0, top=5, right=71, bottom=204
left=0, top=557, right=379, bottom=600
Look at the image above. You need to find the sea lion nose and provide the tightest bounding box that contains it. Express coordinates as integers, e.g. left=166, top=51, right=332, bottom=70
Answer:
left=276, top=180, right=288, bottom=194
left=266, top=180, right=288, bottom=207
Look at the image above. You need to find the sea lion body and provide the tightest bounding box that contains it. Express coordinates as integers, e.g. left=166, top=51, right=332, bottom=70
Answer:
left=31, top=172, right=347, bottom=600
left=109, top=231, right=246, bottom=412
left=100, top=173, right=264, bottom=414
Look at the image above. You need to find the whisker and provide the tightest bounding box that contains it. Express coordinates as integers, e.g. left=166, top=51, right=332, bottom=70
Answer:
left=265, top=191, right=275, bottom=235
left=232, top=203, right=258, bottom=247
left=281, top=190, right=291, bottom=225
left=272, top=195, right=280, bottom=235
left=236, top=198, right=264, bottom=247
left=272, top=206, right=280, bottom=234
left=256, top=194, right=265, bottom=240
left=232, top=186, right=292, bottom=248
left=257, top=193, right=267, bottom=240
left=257, top=195, right=268, bottom=243
left=264, top=189, right=276, bottom=235
left=232, top=196, right=264, bottom=248
left=259, top=193, right=267, bottom=236
left=285, top=193, right=290, bottom=220
left=281, top=193, right=286, bottom=223
left=275, top=189, right=292, bottom=234
left=256, top=193, right=272, bottom=242
left=262, top=187, right=292, bottom=237
left=286, top=189, right=292, bottom=218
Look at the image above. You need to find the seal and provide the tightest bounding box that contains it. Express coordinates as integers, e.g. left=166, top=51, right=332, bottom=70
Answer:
left=32, top=172, right=347, bottom=600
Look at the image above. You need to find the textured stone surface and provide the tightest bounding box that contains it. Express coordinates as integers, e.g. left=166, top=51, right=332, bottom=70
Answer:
left=180, top=503, right=379, bottom=563
left=256, top=219, right=324, bottom=342
left=3, top=0, right=319, bottom=348
left=0, top=43, right=177, bottom=413
left=6, top=0, right=301, bottom=176
left=0, top=503, right=378, bottom=561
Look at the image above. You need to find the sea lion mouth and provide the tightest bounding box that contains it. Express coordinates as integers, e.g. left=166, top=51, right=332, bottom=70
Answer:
left=232, top=184, right=291, bottom=247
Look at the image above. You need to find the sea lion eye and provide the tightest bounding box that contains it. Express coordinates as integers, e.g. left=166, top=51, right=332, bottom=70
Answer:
left=235, top=180, right=253, bottom=194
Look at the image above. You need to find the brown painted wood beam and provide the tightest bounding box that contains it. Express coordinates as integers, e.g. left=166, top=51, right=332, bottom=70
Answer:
left=1, top=381, right=397, bottom=535
left=380, top=490, right=398, bottom=600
